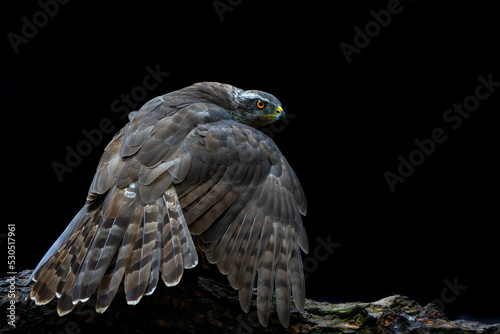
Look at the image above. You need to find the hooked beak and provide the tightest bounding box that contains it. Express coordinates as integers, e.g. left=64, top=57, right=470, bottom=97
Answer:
left=264, top=106, right=284, bottom=121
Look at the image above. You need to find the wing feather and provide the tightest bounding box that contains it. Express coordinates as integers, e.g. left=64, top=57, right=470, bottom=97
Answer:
left=160, top=185, right=198, bottom=286
left=236, top=210, right=265, bottom=312
left=145, top=201, right=164, bottom=295
left=275, top=225, right=291, bottom=328
left=289, top=227, right=306, bottom=312
left=122, top=204, right=158, bottom=305
left=256, top=219, right=276, bottom=327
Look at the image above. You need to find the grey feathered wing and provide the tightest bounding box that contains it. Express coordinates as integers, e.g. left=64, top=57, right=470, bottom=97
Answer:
left=31, top=89, right=308, bottom=327
left=175, top=121, right=309, bottom=327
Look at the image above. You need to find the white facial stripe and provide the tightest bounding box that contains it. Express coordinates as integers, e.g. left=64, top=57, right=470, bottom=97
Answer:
left=239, top=91, right=269, bottom=102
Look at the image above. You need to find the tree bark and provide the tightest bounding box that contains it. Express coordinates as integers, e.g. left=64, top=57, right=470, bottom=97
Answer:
left=1, top=269, right=499, bottom=333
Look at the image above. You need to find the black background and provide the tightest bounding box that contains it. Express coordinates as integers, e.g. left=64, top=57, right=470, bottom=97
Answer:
left=2, top=0, right=499, bottom=324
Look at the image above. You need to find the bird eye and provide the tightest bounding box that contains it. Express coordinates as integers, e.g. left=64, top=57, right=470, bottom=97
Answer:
left=256, top=100, right=267, bottom=109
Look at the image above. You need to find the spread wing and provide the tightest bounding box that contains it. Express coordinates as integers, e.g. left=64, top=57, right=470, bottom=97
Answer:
left=31, top=92, right=308, bottom=327
left=173, top=120, right=308, bottom=327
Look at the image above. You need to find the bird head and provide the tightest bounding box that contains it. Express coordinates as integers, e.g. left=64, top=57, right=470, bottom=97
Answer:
left=232, top=89, right=284, bottom=128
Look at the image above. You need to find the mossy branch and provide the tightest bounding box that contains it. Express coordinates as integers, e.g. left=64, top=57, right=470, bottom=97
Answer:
left=1, top=270, right=499, bottom=333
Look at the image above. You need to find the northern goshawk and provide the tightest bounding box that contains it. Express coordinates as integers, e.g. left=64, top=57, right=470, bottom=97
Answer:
left=31, top=82, right=308, bottom=327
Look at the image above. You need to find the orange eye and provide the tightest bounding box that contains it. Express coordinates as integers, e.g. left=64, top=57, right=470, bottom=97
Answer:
left=256, top=100, right=266, bottom=109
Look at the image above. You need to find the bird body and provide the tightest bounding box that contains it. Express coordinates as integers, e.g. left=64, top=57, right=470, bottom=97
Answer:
left=31, top=82, right=308, bottom=327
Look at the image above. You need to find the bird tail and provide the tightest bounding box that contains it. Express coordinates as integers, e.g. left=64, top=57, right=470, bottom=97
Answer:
left=30, top=183, right=198, bottom=316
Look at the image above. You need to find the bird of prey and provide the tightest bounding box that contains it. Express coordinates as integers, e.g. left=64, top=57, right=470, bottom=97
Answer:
left=31, top=82, right=308, bottom=328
